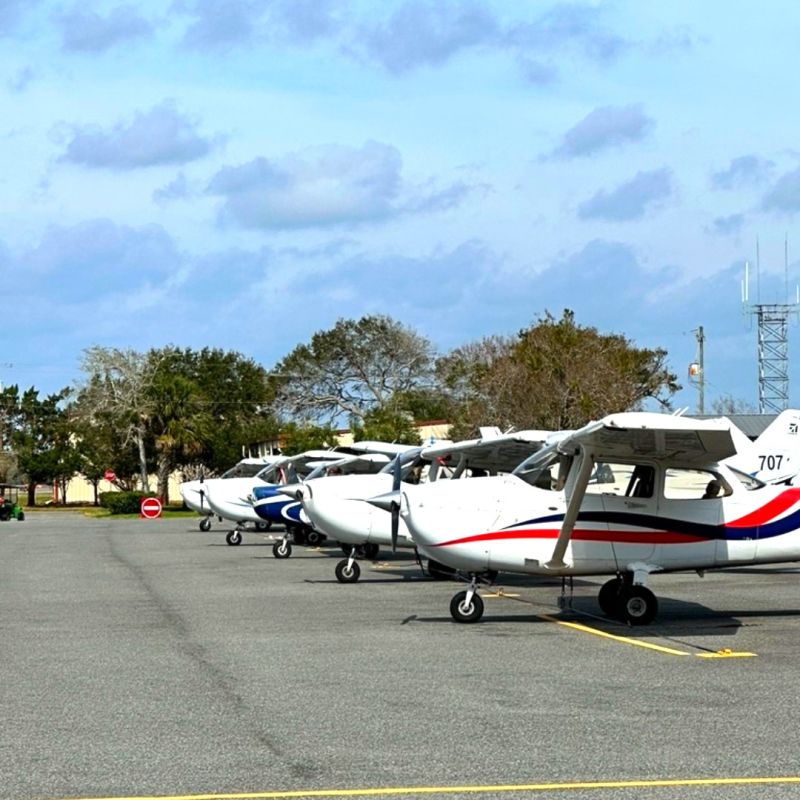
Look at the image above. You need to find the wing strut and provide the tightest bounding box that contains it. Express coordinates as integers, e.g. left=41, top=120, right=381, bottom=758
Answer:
left=545, top=445, right=594, bottom=571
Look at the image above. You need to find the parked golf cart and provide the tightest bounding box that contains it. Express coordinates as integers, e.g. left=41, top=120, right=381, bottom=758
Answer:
left=0, top=484, right=25, bottom=521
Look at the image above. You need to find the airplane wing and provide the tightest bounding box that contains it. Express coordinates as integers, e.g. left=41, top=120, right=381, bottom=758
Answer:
left=421, top=429, right=556, bottom=475
left=544, top=412, right=736, bottom=570
left=554, top=412, right=736, bottom=465
left=345, top=441, right=419, bottom=457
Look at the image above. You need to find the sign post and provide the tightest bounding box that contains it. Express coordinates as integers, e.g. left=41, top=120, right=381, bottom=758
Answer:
left=140, top=496, right=163, bottom=519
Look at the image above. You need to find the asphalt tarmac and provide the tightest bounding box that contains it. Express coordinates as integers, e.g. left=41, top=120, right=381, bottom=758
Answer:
left=3, top=513, right=800, bottom=800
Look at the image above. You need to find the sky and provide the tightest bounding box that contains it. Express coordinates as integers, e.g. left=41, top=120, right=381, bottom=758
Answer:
left=3, top=0, right=800, bottom=414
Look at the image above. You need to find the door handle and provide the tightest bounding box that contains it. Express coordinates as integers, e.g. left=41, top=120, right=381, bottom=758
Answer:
left=625, top=500, right=646, bottom=508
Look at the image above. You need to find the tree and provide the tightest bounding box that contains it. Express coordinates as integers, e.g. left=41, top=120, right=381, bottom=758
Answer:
left=350, top=407, right=422, bottom=445
left=76, top=347, right=158, bottom=491
left=710, top=394, right=757, bottom=415
left=76, top=346, right=278, bottom=501
left=279, top=422, right=339, bottom=455
left=4, top=386, right=77, bottom=506
left=147, top=347, right=277, bottom=498
left=439, top=310, right=679, bottom=436
left=272, top=315, right=436, bottom=425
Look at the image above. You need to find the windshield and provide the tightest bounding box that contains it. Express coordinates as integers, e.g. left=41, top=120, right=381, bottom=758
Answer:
left=221, top=462, right=269, bottom=479
left=379, top=449, right=424, bottom=475
left=513, top=447, right=565, bottom=490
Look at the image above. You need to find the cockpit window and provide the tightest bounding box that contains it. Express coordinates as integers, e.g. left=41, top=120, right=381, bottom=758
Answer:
left=513, top=448, right=565, bottom=490
left=663, top=468, right=732, bottom=499
left=224, top=463, right=269, bottom=478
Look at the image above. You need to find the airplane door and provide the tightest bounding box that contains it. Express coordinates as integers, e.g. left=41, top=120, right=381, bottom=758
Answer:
left=572, top=463, right=657, bottom=569
left=597, top=463, right=658, bottom=563
left=656, top=468, right=729, bottom=568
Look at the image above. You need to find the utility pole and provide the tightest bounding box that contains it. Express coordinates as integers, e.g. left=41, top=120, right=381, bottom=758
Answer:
left=689, top=326, right=705, bottom=414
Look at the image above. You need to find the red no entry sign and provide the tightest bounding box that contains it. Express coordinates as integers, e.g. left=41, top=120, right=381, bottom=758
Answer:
left=140, top=497, right=162, bottom=519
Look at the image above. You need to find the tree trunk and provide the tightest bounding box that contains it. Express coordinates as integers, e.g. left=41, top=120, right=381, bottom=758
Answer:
left=27, top=483, right=35, bottom=507
left=136, top=426, right=150, bottom=492
left=157, top=455, right=170, bottom=504
left=92, top=479, right=99, bottom=506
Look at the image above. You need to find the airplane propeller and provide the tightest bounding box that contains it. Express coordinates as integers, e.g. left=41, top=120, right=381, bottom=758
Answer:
left=390, top=454, right=402, bottom=551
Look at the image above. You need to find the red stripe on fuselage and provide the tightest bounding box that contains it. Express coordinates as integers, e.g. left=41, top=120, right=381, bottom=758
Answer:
left=433, top=528, right=706, bottom=548
left=727, top=488, right=800, bottom=528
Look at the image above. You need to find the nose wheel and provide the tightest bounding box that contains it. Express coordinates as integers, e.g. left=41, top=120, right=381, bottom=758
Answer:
left=272, top=537, right=292, bottom=558
left=450, top=589, right=484, bottom=623
left=226, top=529, right=242, bottom=546
left=335, top=546, right=361, bottom=583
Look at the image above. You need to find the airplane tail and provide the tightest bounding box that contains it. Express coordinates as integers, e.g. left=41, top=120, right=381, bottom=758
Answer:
left=749, top=409, right=800, bottom=483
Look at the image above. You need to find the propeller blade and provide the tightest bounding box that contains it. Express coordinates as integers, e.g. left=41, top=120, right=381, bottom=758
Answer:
left=392, top=453, right=402, bottom=492
left=390, top=500, right=399, bottom=552
left=199, top=474, right=205, bottom=512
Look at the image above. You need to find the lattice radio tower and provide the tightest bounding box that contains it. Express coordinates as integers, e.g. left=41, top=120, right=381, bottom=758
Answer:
left=741, top=238, right=800, bottom=413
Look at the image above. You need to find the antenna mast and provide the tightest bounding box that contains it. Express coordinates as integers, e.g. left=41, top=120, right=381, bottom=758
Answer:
left=742, top=240, right=800, bottom=413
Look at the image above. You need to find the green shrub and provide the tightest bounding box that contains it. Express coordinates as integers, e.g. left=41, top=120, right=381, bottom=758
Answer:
left=99, top=491, right=158, bottom=515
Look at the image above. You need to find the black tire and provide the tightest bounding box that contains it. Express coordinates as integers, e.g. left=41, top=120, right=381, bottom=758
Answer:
left=450, top=590, right=484, bottom=623
left=306, top=530, right=325, bottom=547
left=199, top=517, right=212, bottom=532
left=335, top=559, right=361, bottom=583
left=16, top=511, right=24, bottom=521
left=292, top=528, right=308, bottom=545
left=428, top=559, right=456, bottom=580
left=272, top=540, right=292, bottom=559
left=619, top=585, right=658, bottom=625
left=598, top=577, right=624, bottom=617
left=362, top=542, right=380, bottom=560
left=226, top=530, right=242, bottom=546
left=255, top=520, right=272, bottom=532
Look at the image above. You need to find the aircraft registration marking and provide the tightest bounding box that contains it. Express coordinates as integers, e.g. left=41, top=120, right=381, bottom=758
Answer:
left=64, top=775, right=800, bottom=799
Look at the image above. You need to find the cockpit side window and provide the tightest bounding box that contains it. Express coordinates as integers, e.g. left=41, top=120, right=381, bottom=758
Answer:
left=663, top=468, right=732, bottom=500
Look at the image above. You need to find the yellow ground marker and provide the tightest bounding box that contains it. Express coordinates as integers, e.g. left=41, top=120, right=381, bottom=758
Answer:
left=483, top=591, right=757, bottom=659
left=69, top=775, right=800, bottom=800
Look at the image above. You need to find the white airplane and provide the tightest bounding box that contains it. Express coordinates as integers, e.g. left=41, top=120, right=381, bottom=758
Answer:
left=179, top=456, right=281, bottom=531
left=252, top=451, right=405, bottom=558
left=377, top=411, right=800, bottom=625
left=202, top=450, right=352, bottom=546
left=291, top=429, right=555, bottom=583
left=207, top=441, right=416, bottom=547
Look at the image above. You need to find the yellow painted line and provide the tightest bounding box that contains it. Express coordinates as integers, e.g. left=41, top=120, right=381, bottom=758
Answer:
left=489, top=592, right=758, bottom=659
left=67, top=775, right=800, bottom=800
left=537, top=613, right=691, bottom=656
left=697, top=649, right=757, bottom=659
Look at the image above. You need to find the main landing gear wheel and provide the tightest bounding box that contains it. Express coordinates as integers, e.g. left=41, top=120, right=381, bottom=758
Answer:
left=619, top=585, right=658, bottom=625
left=450, top=590, right=484, bottom=623
left=226, top=530, right=242, bottom=546
left=598, top=577, right=624, bottom=617
left=255, top=520, right=272, bottom=532
left=199, top=517, right=212, bottom=532
left=362, top=542, right=380, bottom=560
left=273, top=540, right=292, bottom=559
left=335, top=559, right=361, bottom=583
left=306, top=530, right=325, bottom=547
left=427, top=559, right=455, bottom=580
